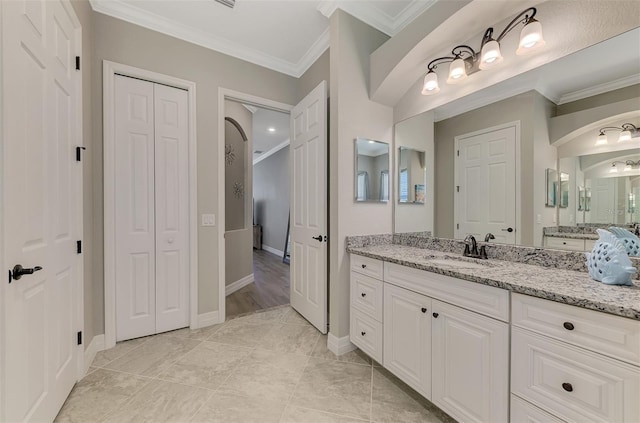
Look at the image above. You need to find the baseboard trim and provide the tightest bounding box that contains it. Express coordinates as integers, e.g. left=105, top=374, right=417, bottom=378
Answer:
left=261, top=245, right=284, bottom=257
left=225, top=273, right=254, bottom=297
left=327, top=332, right=357, bottom=356
left=194, top=311, right=222, bottom=329
left=84, top=334, right=105, bottom=374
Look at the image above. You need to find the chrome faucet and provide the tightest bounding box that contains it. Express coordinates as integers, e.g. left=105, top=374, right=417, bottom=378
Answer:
left=480, top=233, right=494, bottom=259
left=463, top=235, right=479, bottom=258
left=484, top=233, right=495, bottom=242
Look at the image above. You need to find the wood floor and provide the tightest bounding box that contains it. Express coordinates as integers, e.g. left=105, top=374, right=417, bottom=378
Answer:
left=226, top=249, right=290, bottom=318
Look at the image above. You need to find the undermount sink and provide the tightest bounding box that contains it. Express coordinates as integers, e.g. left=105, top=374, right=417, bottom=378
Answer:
left=424, top=254, right=495, bottom=270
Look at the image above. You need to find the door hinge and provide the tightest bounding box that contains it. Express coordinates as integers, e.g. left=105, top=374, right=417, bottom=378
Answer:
left=77, top=331, right=82, bottom=345
left=457, top=150, right=460, bottom=157
left=76, top=240, right=82, bottom=254
left=75, top=56, right=80, bottom=71
left=456, top=186, right=460, bottom=193
left=76, top=146, right=86, bottom=162
left=456, top=223, right=460, bottom=230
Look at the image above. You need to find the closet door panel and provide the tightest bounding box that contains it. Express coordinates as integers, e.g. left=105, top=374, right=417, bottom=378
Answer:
left=154, top=83, right=190, bottom=332
left=114, top=75, right=156, bottom=341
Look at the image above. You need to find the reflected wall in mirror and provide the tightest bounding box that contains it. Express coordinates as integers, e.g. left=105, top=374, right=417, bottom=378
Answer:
left=546, top=168, right=558, bottom=207
left=398, top=147, right=427, bottom=204
left=392, top=27, right=640, bottom=250
left=354, top=138, right=389, bottom=202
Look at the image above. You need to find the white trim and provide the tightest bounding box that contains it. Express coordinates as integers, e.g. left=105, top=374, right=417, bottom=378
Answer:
left=261, top=245, right=284, bottom=258
left=253, top=139, right=290, bottom=166
left=453, top=121, right=522, bottom=245
left=103, top=61, right=198, bottom=348
left=89, top=0, right=327, bottom=78
left=218, top=88, right=293, bottom=325
left=225, top=274, right=255, bottom=297
left=196, top=311, right=223, bottom=329
left=557, top=74, right=640, bottom=105
left=327, top=333, right=357, bottom=356
left=83, top=335, right=105, bottom=375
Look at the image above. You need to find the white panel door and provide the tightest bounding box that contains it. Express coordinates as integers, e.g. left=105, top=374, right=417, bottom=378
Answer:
left=456, top=126, right=516, bottom=244
left=591, top=178, right=616, bottom=223
left=114, top=75, right=157, bottom=341
left=2, top=0, right=81, bottom=421
left=154, top=83, right=190, bottom=333
left=432, top=300, right=509, bottom=423
left=383, top=283, right=431, bottom=399
left=290, top=81, right=327, bottom=333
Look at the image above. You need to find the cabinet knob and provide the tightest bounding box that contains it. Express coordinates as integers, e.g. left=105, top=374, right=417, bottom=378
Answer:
left=562, top=382, right=573, bottom=392
left=421, top=307, right=427, bottom=313
left=432, top=312, right=439, bottom=318
left=562, top=241, right=567, bottom=245
left=563, top=322, right=575, bottom=331
left=361, top=264, right=366, bottom=269
left=361, top=292, right=366, bottom=298
left=361, top=331, right=366, bottom=336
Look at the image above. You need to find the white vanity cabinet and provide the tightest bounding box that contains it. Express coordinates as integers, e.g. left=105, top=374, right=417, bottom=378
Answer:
left=544, top=236, right=596, bottom=252
left=511, top=293, right=640, bottom=423
left=350, top=255, right=384, bottom=363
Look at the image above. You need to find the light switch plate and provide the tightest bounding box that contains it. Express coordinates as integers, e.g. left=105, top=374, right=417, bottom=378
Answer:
left=202, top=214, right=215, bottom=226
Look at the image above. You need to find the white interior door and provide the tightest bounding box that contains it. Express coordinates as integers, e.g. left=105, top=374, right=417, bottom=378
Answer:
left=456, top=126, right=517, bottom=244
left=591, top=178, right=616, bottom=224
left=2, top=0, right=81, bottom=421
left=114, top=75, right=190, bottom=342
left=290, top=81, right=328, bottom=334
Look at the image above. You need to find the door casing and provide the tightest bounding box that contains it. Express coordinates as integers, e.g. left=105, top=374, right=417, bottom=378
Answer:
left=103, top=61, right=198, bottom=349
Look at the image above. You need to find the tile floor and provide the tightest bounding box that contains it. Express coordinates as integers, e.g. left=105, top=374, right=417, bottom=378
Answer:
left=55, top=306, right=454, bottom=423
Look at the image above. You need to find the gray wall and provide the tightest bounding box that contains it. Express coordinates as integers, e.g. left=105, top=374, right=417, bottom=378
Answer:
left=253, top=147, right=290, bottom=253
left=556, top=83, right=640, bottom=116
left=83, top=9, right=298, bottom=336
left=296, top=49, right=330, bottom=103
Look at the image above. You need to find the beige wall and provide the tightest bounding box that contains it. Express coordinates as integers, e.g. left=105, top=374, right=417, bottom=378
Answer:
left=329, top=10, right=392, bottom=338
left=434, top=91, right=557, bottom=247
left=556, top=84, right=640, bottom=116
left=296, top=49, right=330, bottom=103
left=86, top=11, right=298, bottom=335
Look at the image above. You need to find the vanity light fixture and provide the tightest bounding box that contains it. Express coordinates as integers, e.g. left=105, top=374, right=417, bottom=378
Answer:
left=596, top=123, right=638, bottom=145
left=421, top=7, right=544, bottom=96
left=611, top=160, right=640, bottom=173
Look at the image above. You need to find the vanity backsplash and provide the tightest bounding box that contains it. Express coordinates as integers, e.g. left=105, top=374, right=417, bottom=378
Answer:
left=346, top=233, right=640, bottom=279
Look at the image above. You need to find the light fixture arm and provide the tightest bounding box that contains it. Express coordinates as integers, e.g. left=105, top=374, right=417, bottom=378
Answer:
left=427, top=45, right=477, bottom=71
left=427, top=56, right=457, bottom=71
left=496, top=7, right=537, bottom=42
left=621, top=123, right=638, bottom=131
left=599, top=126, right=625, bottom=134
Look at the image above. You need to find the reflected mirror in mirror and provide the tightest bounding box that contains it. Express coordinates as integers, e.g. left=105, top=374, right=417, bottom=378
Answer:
left=398, top=147, right=427, bottom=204
left=560, top=172, right=569, bottom=208
left=546, top=168, right=558, bottom=207
left=355, top=138, right=389, bottom=202
left=392, top=27, right=639, bottom=251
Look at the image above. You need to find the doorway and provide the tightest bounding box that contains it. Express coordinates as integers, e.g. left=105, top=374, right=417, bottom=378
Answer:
left=103, top=62, right=198, bottom=349
left=224, top=100, right=292, bottom=318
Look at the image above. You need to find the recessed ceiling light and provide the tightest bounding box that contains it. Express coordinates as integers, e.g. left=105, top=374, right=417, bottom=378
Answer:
left=268, top=127, right=275, bottom=132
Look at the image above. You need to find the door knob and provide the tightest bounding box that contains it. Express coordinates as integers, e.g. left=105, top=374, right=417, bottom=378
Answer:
left=312, top=235, right=323, bottom=242
left=501, top=227, right=514, bottom=233
left=10, top=264, right=43, bottom=283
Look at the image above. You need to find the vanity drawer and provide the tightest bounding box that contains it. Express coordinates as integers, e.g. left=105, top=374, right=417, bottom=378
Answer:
left=350, top=308, right=383, bottom=363
left=351, top=254, right=384, bottom=280
left=512, top=327, right=640, bottom=423
left=510, top=395, right=563, bottom=423
left=512, top=293, right=640, bottom=366
left=350, top=271, right=383, bottom=321
left=545, top=236, right=584, bottom=251
left=384, top=262, right=509, bottom=322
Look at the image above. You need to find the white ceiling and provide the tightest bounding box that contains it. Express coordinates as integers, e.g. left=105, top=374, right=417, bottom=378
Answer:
left=90, top=0, right=436, bottom=77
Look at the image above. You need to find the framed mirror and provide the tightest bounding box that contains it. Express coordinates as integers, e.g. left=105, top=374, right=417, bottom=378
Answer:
left=546, top=168, right=558, bottom=207
left=559, top=172, right=569, bottom=208
left=398, top=147, right=426, bottom=204
left=355, top=138, right=389, bottom=202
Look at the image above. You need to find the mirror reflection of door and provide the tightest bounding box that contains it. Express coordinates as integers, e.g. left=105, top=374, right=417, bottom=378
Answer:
left=455, top=125, right=517, bottom=244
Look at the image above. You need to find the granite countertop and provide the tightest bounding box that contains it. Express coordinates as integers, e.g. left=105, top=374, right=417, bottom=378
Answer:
left=544, top=232, right=599, bottom=240
left=347, top=244, right=640, bottom=320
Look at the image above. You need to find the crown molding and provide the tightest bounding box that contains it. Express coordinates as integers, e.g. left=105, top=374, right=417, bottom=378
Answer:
left=317, top=1, right=339, bottom=19
left=243, top=105, right=258, bottom=114
left=557, top=74, right=640, bottom=105
left=89, top=0, right=325, bottom=77
left=253, top=139, right=290, bottom=166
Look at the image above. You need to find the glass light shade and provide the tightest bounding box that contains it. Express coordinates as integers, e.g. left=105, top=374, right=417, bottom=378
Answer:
left=516, top=19, right=546, bottom=55
left=446, top=58, right=467, bottom=84
left=610, top=164, right=618, bottom=174
left=595, top=132, right=608, bottom=146
left=618, top=129, right=632, bottom=142
left=624, top=164, right=633, bottom=172
left=421, top=71, right=440, bottom=95
left=479, top=39, right=503, bottom=69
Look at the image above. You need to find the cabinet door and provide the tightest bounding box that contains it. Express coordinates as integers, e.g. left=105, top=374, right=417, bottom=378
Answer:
left=383, top=283, right=431, bottom=399
left=432, top=300, right=509, bottom=423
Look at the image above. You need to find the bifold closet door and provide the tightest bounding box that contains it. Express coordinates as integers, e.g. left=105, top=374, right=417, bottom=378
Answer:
left=114, top=75, right=189, bottom=342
